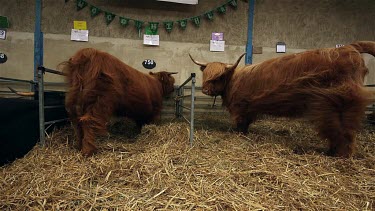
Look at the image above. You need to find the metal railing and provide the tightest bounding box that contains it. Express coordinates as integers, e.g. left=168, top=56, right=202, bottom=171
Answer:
left=0, top=76, right=36, bottom=96
left=174, top=73, right=196, bottom=146
left=37, top=66, right=67, bottom=145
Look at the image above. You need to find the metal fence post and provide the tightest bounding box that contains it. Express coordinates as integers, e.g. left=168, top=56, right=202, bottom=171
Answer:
left=174, top=88, right=179, bottom=118
left=38, top=66, right=45, bottom=146
left=180, top=87, right=184, bottom=117
left=190, top=73, right=196, bottom=146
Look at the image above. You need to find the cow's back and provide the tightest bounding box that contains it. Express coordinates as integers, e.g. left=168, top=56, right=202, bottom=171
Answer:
left=226, top=46, right=368, bottom=117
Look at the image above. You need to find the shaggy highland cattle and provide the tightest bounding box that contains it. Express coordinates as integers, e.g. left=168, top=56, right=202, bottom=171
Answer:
left=60, top=48, right=176, bottom=156
left=190, top=41, right=375, bottom=157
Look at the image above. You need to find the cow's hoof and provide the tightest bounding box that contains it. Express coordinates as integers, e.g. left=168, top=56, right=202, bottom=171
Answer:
left=81, top=145, right=98, bottom=157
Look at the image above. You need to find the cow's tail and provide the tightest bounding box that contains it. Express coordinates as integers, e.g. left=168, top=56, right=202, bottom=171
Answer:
left=58, top=48, right=104, bottom=118
left=59, top=48, right=116, bottom=136
left=350, top=41, right=375, bottom=57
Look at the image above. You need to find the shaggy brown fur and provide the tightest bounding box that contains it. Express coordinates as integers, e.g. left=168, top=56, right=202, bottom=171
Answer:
left=190, top=41, right=375, bottom=157
left=60, top=48, right=176, bottom=156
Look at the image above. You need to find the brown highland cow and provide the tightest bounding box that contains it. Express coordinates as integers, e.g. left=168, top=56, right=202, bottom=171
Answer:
left=190, top=41, right=375, bottom=157
left=60, top=48, right=176, bottom=156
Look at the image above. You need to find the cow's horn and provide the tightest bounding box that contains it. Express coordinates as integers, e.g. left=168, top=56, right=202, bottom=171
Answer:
left=8, top=87, right=35, bottom=96
left=168, top=72, right=178, bottom=75
left=225, top=53, right=247, bottom=69
left=189, top=54, right=207, bottom=67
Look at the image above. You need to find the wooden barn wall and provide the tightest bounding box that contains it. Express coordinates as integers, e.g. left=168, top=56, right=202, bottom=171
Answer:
left=0, top=0, right=374, bottom=88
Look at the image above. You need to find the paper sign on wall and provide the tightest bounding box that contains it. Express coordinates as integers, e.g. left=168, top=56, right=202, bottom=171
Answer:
left=71, top=29, right=89, bottom=42
left=143, top=35, right=160, bottom=46
left=0, top=29, right=6, bottom=40
left=74, top=21, right=87, bottom=30
left=210, top=40, right=225, bottom=52
left=211, top=32, right=224, bottom=41
left=156, top=0, right=198, bottom=4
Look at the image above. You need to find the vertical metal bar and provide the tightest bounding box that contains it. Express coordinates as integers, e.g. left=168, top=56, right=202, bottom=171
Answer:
left=34, top=0, right=43, bottom=91
left=189, top=73, right=196, bottom=147
left=179, top=87, right=184, bottom=118
left=38, top=67, right=45, bottom=146
left=245, top=0, right=255, bottom=64
left=175, top=88, right=180, bottom=118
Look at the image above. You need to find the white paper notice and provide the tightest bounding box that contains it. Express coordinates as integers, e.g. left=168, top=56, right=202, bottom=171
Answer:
left=0, top=29, right=6, bottom=40
left=156, top=0, right=198, bottom=4
left=71, top=29, right=89, bottom=42
left=143, top=35, right=160, bottom=46
left=276, top=44, right=286, bottom=53
left=210, top=40, right=225, bottom=52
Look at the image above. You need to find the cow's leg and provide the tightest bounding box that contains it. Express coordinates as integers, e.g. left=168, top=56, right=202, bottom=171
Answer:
left=233, top=114, right=254, bottom=134
left=65, top=92, right=87, bottom=151
left=72, top=119, right=83, bottom=150
left=80, top=119, right=98, bottom=156
left=79, top=96, right=114, bottom=156
left=331, top=103, right=365, bottom=157
left=311, top=88, right=367, bottom=157
left=135, top=121, right=144, bottom=135
left=316, top=112, right=358, bottom=158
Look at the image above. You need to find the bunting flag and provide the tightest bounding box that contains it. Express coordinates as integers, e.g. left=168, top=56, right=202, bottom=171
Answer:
left=205, top=11, right=214, bottom=21
left=76, top=0, right=87, bottom=11
left=177, top=19, right=188, bottom=30
left=229, top=0, right=238, bottom=9
left=90, top=6, right=100, bottom=17
left=192, top=16, right=201, bottom=27
left=217, top=5, right=227, bottom=14
left=105, top=12, right=116, bottom=25
left=0, top=16, right=9, bottom=28
left=69, top=0, right=244, bottom=33
left=149, top=22, right=159, bottom=33
left=134, top=20, right=144, bottom=30
left=119, top=17, right=130, bottom=27
left=163, top=21, right=174, bottom=33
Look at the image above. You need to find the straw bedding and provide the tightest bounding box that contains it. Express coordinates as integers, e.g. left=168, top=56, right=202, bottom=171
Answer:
left=1, top=115, right=374, bottom=210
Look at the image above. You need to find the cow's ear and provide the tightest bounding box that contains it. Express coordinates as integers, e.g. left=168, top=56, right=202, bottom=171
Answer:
left=150, top=72, right=165, bottom=81
left=224, top=66, right=236, bottom=74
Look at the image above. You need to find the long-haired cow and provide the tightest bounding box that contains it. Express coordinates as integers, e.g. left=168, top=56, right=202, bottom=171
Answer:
left=60, top=48, right=176, bottom=156
left=190, top=41, right=375, bottom=157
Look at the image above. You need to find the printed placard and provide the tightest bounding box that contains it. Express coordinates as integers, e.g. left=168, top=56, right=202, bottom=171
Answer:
left=156, top=0, right=198, bottom=4
left=210, top=40, right=225, bottom=52
left=143, top=35, right=160, bottom=46
left=0, top=29, right=6, bottom=40
left=211, top=32, right=224, bottom=41
left=71, top=29, right=89, bottom=42
left=73, top=21, right=87, bottom=30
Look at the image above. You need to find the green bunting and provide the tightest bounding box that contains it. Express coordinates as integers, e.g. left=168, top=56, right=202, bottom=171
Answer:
left=90, top=6, right=100, bottom=17
left=191, top=16, right=201, bottom=27
left=105, top=12, right=116, bottom=25
left=149, top=22, right=159, bottom=33
left=217, top=5, right=226, bottom=14
left=205, top=11, right=214, bottom=21
left=177, top=19, right=188, bottom=30
left=0, top=16, right=9, bottom=28
left=119, top=17, right=129, bottom=27
left=163, top=21, right=174, bottom=33
left=145, top=26, right=157, bottom=35
left=71, top=0, right=243, bottom=34
left=134, top=20, right=144, bottom=30
left=229, top=0, right=238, bottom=9
left=76, top=0, right=87, bottom=11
